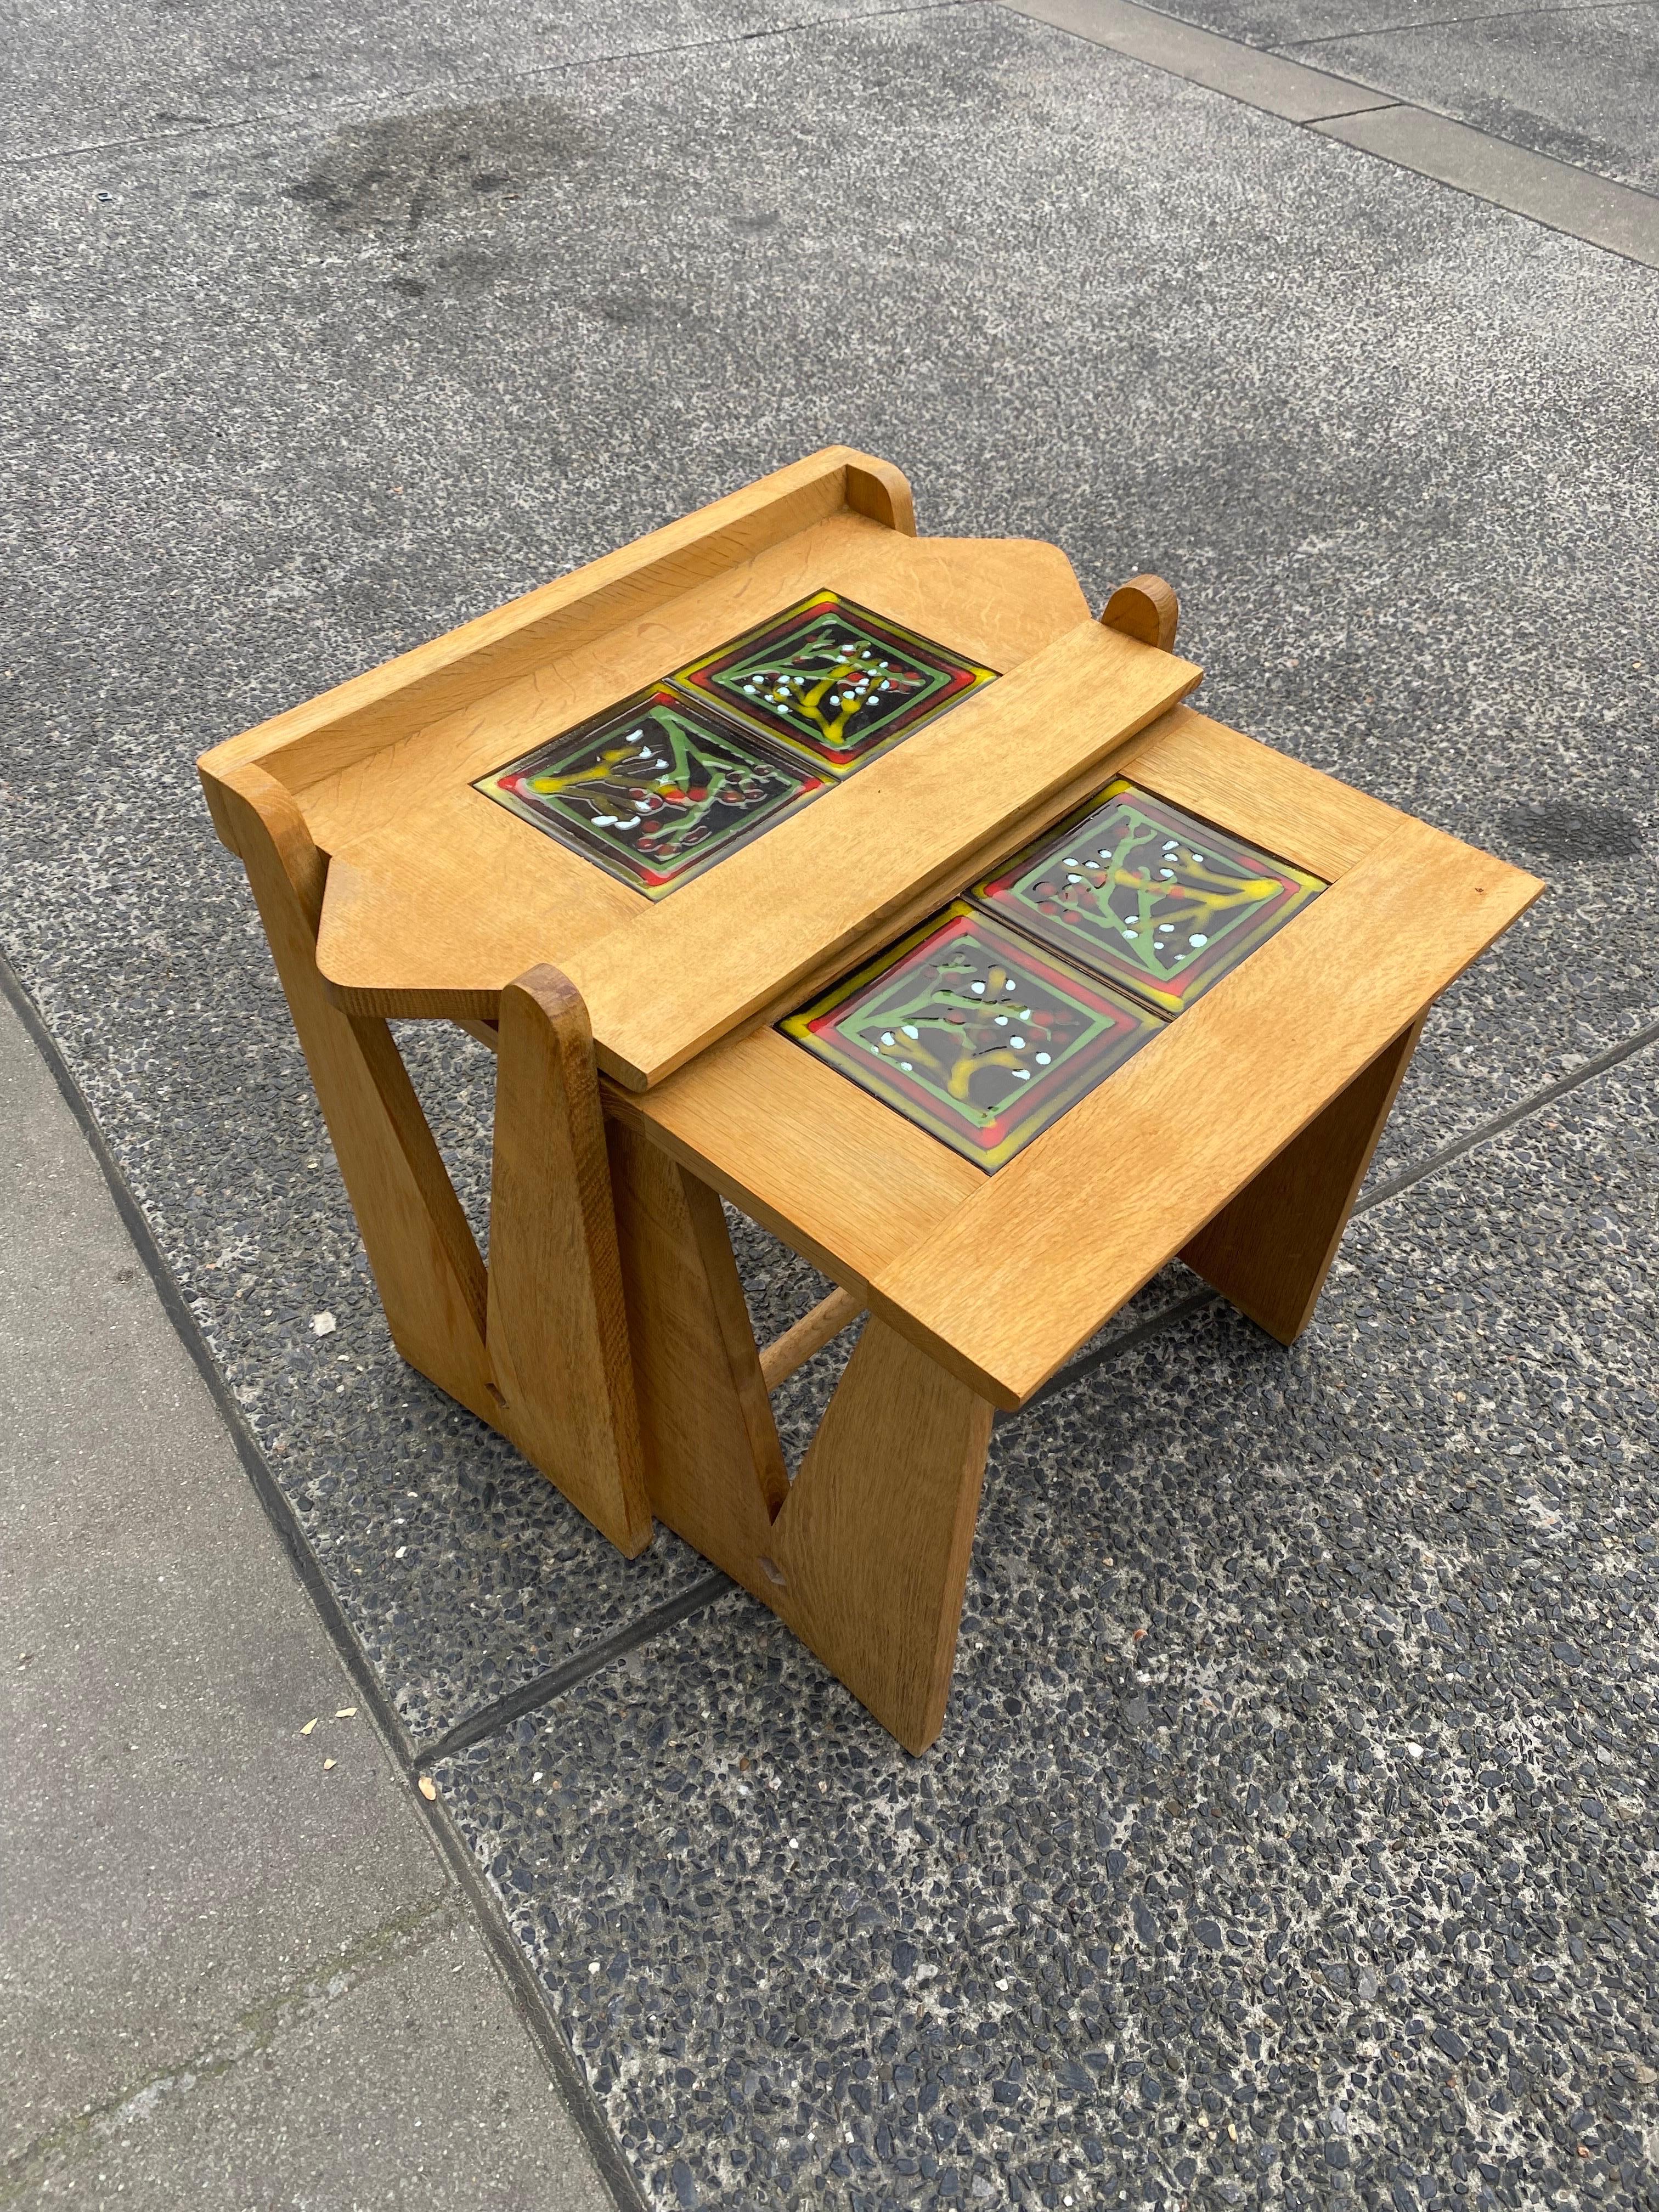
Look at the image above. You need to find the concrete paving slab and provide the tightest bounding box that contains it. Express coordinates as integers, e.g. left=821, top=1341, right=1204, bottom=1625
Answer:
left=0, top=985, right=613, bottom=2208
left=1316, top=98, right=1659, bottom=263
left=18, top=1916, right=616, bottom=2209
left=1293, top=5, right=1659, bottom=196
left=0, top=0, right=912, bottom=163
left=1009, top=0, right=1396, bottom=120
left=1125, top=0, right=1622, bottom=54
left=1, top=6, right=1655, bottom=1746
left=436, top=1041, right=1659, bottom=2210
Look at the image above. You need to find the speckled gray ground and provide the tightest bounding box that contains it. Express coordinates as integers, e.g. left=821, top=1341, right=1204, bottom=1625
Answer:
left=1120, top=0, right=1659, bottom=196
left=437, top=1048, right=1659, bottom=2211
left=3, top=1, right=1657, bottom=2203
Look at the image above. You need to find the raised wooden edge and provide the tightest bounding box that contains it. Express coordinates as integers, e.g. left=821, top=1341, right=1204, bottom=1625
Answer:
left=1102, top=573, right=1178, bottom=652
left=867, top=817, right=1545, bottom=1408
left=196, top=445, right=916, bottom=825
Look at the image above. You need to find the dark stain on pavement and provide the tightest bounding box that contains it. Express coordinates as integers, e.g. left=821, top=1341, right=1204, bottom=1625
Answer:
left=1497, top=800, right=1647, bottom=864
left=282, top=94, right=594, bottom=241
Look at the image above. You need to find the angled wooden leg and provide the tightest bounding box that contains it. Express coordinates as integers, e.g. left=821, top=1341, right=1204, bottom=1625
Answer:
left=212, top=761, right=495, bottom=1423
left=1182, top=1013, right=1426, bottom=1345
left=605, top=1117, right=788, bottom=1583
left=487, top=970, right=652, bottom=1556
left=770, top=1321, right=994, bottom=1756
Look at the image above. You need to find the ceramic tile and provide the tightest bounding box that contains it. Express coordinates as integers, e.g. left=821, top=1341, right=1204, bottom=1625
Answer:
left=781, top=900, right=1164, bottom=1171
left=473, top=682, right=822, bottom=898
left=974, top=777, right=1324, bottom=1014
left=673, top=588, right=997, bottom=775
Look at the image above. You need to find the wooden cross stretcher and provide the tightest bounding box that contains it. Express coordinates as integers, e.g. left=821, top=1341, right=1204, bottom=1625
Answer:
left=198, top=448, right=1541, bottom=1753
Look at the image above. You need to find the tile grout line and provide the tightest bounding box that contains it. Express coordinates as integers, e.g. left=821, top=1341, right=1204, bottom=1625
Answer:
left=1278, top=0, right=1648, bottom=47
left=0, top=943, right=651, bottom=2212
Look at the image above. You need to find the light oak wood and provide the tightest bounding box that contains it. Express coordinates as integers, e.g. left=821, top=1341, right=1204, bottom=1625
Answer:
left=758, top=1285, right=866, bottom=1392
left=605, top=1025, right=982, bottom=1295
left=768, top=1320, right=994, bottom=1754
left=212, top=762, right=495, bottom=1423
left=1116, top=703, right=1406, bottom=883
left=1182, top=1013, right=1426, bottom=1343
left=868, top=817, right=1543, bottom=1407
left=561, top=620, right=1200, bottom=1089
left=607, top=1118, right=789, bottom=1580
left=1102, top=572, right=1179, bottom=651
left=301, top=522, right=1094, bottom=1022
left=198, top=447, right=909, bottom=814
left=486, top=968, right=652, bottom=1555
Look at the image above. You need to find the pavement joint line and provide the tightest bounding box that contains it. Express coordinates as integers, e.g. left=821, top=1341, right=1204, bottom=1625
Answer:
left=0, top=941, right=651, bottom=2212
left=1003, top=0, right=1659, bottom=268
left=1279, top=0, right=1647, bottom=44
left=416, top=1572, right=733, bottom=1768
left=0, top=1897, right=458, bottom=2205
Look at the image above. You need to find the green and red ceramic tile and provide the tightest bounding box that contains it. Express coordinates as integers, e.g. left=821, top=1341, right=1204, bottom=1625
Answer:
left=674, top=589, right=996, bottom=775
left=780, top=902, right=1164, bottom=1172
left=972, top=778, right=1323, bottom=1014
left=472, top=684, right=822, bottom=899
left=472, top=590, right=998, bottom=893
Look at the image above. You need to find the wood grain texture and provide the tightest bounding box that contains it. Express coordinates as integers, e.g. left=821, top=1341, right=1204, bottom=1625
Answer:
left=565, top=620, right=1200, bottom=1088
left=1116, top=704, right=1404, bottom=883
left=486, top=968, right=653, bottom=1555
left=758, top=1285, right=866, bottom=1392
left=197, top=447, right=896, bottom=812
left=606, top=1119, right=789, bottom=1581
left=769, top=1319, right=994, bottom=1754
left=211, top=762, right=495, bottom=1422
left=605, top=1025, right=983, bottom=1294
left=869, top=817, right=1544, bottom=1407
left=1102, top=573, right=1179, bottom=651
left=306, top=526, right=1094, bottom=1019
left=1182, top=1013, right=1425, bottom=1344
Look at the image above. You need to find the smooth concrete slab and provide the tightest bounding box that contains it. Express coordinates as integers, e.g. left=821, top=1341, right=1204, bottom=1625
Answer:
left=0, top=986, right=612, bottom=2208
left=1010, top=0, right=1395, bottom=120
left=1302, top=5, right=1659, bottom=196
left=1127, top=0, right=1624, bottom=52
left=1316, top=98, right=1659, bottom=265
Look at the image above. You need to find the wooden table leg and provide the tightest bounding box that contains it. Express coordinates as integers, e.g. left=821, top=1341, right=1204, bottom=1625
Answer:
left=607, top=1118, right=993, bottom=1753
left=1182, top=1013, right=1426, bottom=1344
left=213, top=762, right=496, bottom=1423
left=487, top=970, right=652, bottom=1556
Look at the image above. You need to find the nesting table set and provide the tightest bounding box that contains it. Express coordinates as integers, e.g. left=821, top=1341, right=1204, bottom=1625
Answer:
left=199, top=448, right=1539, bottom=1752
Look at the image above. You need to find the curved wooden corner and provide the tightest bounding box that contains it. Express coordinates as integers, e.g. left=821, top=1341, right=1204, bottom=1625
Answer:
left=1102, top=573, right=1180, bottom=653
left=845, top=453, right=918, bottom=537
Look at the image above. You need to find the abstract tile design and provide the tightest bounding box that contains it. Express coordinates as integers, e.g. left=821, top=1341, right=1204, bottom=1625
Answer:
left=781, top=901, right=1164, bottom=1171
left=472, top=683, right=822, bottom=898
left=673, top=588, right=997, bottom=775
left=974, top=778, right=1324, bottom=1013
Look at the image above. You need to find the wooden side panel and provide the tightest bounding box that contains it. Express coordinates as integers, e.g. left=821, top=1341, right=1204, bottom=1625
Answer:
left=1182, top=1014, right=1425, bottom=1344
left=486, top=969, right=653, bottom=1555
left=871, top=818, right=1543, bottom=1407
left=769, top=1321, right=994, bottom=1754
left=606, top=1120, right=788, bottom=1584
left=197, top=447, right=896, bottom=806
left=212, top=763, right=495, bottom=1421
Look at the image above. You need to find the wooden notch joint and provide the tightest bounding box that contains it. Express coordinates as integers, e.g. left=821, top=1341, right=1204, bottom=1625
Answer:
left=1102, top=574, right=1179, bottom=653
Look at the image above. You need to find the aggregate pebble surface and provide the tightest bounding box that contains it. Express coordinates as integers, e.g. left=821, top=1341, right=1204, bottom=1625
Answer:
left=436, top=1051, right=1659, bottom=2211
left=2, top=1, right=1657, bottom=2200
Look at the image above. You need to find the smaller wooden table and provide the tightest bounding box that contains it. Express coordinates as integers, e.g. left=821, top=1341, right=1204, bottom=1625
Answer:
left=199, top=448, right=1540, bottom=1752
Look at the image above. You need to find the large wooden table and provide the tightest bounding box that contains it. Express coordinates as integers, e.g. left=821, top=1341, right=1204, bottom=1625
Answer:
left=198, top=448, right=1541, bottom=1752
